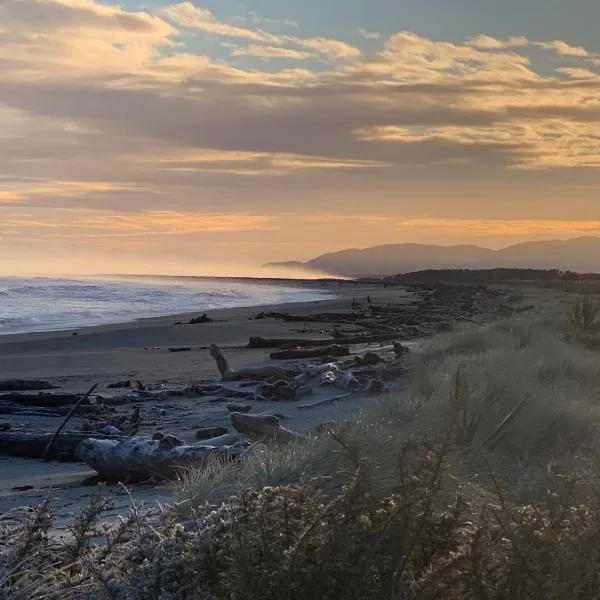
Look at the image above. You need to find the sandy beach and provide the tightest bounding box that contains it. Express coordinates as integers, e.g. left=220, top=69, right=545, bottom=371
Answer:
left=0, top=281, right=418, bottom=523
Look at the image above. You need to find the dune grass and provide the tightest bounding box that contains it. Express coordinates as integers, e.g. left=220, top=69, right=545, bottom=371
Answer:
left=5, top=286, right=600, bottom=598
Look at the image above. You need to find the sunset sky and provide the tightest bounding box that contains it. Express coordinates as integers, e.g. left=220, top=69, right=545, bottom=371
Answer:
left=2, top=0, right=600, bottom=275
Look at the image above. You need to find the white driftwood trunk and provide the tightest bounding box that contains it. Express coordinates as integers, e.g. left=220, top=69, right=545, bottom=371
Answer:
left=76, top=435, right=244, bottom=481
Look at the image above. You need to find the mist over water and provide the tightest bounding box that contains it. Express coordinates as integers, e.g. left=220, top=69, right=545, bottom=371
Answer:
left=0, top=275, right=335, bottom=335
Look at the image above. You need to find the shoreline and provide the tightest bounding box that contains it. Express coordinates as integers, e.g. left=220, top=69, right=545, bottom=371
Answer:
left=0, top=276, right=346, bottom=338
left=0, top=283, right=412, bottom=520
left=0, top=281, right=501, bottom=526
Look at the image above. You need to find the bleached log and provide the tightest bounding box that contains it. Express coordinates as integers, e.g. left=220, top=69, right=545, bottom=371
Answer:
left=76, top=436, right=245, bottom=482
left=209, top=344, right=293, bottom=381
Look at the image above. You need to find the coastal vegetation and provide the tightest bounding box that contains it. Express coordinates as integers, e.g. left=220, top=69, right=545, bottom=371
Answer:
left=3, top=285, right=600, bottom=598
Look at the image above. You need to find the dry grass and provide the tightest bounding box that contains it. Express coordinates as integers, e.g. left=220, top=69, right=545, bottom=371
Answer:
left=6, top=285, right=600, bottom=598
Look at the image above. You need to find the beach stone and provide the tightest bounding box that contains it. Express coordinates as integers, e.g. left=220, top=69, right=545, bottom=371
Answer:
left=354, top=352, right=383, bottom=367
left=226, top=403, right=252, bottom=413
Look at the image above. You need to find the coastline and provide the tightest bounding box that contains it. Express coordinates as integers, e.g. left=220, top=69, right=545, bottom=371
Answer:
left=0, top=282, right=412, bottom=521
left=0, top=281, right=378, bottom=388
left=0, top=275, right=341, bottom=337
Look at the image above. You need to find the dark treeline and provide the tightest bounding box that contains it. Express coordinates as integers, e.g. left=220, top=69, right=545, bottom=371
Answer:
left=360, top=268, right=600, bottom=285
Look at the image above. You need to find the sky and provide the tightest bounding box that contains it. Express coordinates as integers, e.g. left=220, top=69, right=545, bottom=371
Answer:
left=2, top=0, right=600, bottom=275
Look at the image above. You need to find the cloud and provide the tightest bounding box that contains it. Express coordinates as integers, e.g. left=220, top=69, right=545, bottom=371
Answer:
left=357, top=28, right=381, bottom=40
left=161, top=3, right=359, bottom=60
left=467, top=35, right=529, bottom=49
left=161, top=2, right=283, bottom=44
left=292, top=37, right=361, bottom=59
left=556, top=67, right=599, bottom=79
left=230, top=45, right=313, bottom=60
left=2, top=0, right=600, bottom=271
left=0, top=209, right=277, bottom=236
left=534, top=40, right=590, bottom=57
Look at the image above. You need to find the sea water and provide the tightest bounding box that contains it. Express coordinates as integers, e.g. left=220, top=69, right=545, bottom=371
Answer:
left=0, top=276, right=334, bottom=335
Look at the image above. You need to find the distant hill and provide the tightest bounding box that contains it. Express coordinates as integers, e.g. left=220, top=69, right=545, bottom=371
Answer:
left=265, top=237, right=600, bottom=277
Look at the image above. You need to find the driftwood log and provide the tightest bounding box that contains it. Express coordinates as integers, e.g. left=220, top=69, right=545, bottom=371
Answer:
left=76, top=434, right=245, bottom=481
left=0, top=380, right=56, bottom=392
left=269, top=345, right=350, bottom=360
left=0, top=392, right=89, bottom=408
left=0, top=431, right=126, bottom=460
left=248, top=333, right=397, bottom=349
left=209, top=344, right=293, bottom=381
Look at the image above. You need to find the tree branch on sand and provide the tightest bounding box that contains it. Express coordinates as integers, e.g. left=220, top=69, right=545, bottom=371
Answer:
left=209, top=344, right=294, bottom=381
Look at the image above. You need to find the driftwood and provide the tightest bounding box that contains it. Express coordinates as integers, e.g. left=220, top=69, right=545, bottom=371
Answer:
left=0, top=431, right=126, bottom=460
left=43, top=384, right=98, bottom=460
left=0, top=402, right=102, bottom=417
left=230, top=412, right=305, bottom=443
left=0, top=392, right=88, bottom=408
left=266, top=312, right=367, bottom=323
left=248, top=333, right=398, bottom=349
left=269, top=345, right=349, bottom=360
left=209, top=344, right=292, bottom=381
left=76, top=435, right=245, bottom=481
left=0, top=380, right=56, bottom=392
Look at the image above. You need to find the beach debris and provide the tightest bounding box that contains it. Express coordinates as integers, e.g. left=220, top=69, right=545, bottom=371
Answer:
left=269, top=345, right=350, bottom=360
left=136, top=379, right=146, bottom=391
left=0, top=392, right=99, bottom=408
left=196, top=426, right=228, bottom=440
left=209, top=344, right=294, bottom=382
left=76, top=436, right=245, bottom=482
left=248, top=333, right=397, bottom=349
left=107, top=380, right=131, bottom=389
left=43, top=384, right=99, bottom=460
left=226, top=403, right=252, bottom=413
left=261, top=380, right=297, bottom=401
left=0, top=379, right=56, bottom=392
left=393, top=342, right=411, bottom=357
left=354, top=352, right=383, bottom=367
left=168, top=346, right=192, bottom=353
left=230, top=412, right=305, bottom=443
left=0, top=422, right=11, bottom=431
left=188, top=313, right=214, bottom=324
left=0, top=431, right=126, bottom=460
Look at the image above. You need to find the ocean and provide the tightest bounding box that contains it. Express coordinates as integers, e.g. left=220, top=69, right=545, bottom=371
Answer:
left=0, top=276, right=334, bottom=335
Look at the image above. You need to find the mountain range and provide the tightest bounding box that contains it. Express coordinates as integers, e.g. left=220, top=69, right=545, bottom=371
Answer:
left=265, top=237, right=600, bottom=277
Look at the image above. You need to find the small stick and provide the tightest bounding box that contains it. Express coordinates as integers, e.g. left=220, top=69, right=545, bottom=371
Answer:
left=43, top=383, right=98, bottom=460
